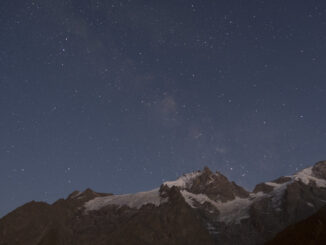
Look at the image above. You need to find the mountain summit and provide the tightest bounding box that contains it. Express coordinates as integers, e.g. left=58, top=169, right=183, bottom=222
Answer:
left=1, top=161, right=326, bottom=245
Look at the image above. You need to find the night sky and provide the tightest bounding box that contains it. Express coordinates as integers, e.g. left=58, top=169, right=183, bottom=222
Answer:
left=1, top=0, right=326, bottom=217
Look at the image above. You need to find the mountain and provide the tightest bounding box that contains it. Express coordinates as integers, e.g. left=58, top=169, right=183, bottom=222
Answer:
left=1, top=161, right=326, bottom=245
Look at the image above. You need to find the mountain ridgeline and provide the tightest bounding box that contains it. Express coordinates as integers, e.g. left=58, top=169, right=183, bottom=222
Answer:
left=1, top=161, right=326, bottom=244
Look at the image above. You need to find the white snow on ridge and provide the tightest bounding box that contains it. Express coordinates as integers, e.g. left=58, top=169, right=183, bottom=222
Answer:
left=70, top=191, right=82, bottom=199
left=265, top=182, right=282, bottom=188
left=250, top=166, right=326, bottom=210
left=83, top=165, right=326, bottom=219
left=217, top=197, right=252, bottom=224
left=84, top=188, right=166, bottom=211
left=180, top=190, right=254, bottom=224
left=163, top=171, right=202, bottom=188
left=264, top=166, right=326, bottom=193
left=294, top=167, right=326, bottom=188
left=180, top=190, right=212, bottom=208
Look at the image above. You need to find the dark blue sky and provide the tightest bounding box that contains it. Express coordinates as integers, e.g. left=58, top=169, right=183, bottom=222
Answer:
left=1, top=0, right=326, bottom=217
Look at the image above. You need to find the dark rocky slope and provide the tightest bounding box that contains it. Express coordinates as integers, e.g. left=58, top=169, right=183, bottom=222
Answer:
left=265, top=205, right=326, bottom=245
left=0, top=186, right=214, bottom=245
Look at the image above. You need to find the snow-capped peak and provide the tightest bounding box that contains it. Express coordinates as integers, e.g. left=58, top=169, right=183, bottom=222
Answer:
left=163, top=171, right=202, bottom=188
left=293, top=166, right=326, bottom=188
left=83, top=162, right=326, bottom=219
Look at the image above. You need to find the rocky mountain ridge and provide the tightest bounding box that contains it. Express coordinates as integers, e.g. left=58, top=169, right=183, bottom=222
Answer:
left=1, top=160, right=326, bottom=245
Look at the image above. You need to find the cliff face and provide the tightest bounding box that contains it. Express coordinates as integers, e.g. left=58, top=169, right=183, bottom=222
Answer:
left=1, top=161, right=326, bottom=245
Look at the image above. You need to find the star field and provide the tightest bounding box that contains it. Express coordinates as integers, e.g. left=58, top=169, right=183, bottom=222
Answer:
left=1, top=0, right=326, bottom=217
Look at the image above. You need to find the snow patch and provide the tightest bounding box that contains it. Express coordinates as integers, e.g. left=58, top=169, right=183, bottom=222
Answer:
left=265, top=182, right=282, bottom=188
left=70, top=191, right=82, bottom=199
left=206, top=175, right=216, bottom=185
left=269, top=181, right=289, bottom=207
left=84, top=188, right=166, bottom=211
left=180, top=190, right=211, bottom=208
left=294, top=167, right=326, bottom=188
left=180, top=190, right=254, bottom=224
left=258, top=166, right=326, bottom=207
left=206, top=222, right=219, bottom=235
left=163, top=171, right=201, bottom=188
left=307, top=202, right=314, bottom=207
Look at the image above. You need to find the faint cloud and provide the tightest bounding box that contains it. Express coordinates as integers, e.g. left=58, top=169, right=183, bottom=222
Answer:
left=188, top=125, right=203, bottom=140
left=215, top=146, right=227, bottom=154
left=146, top=93, right=180, bottom=128
left=160, top=94, right=177, bottom=116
